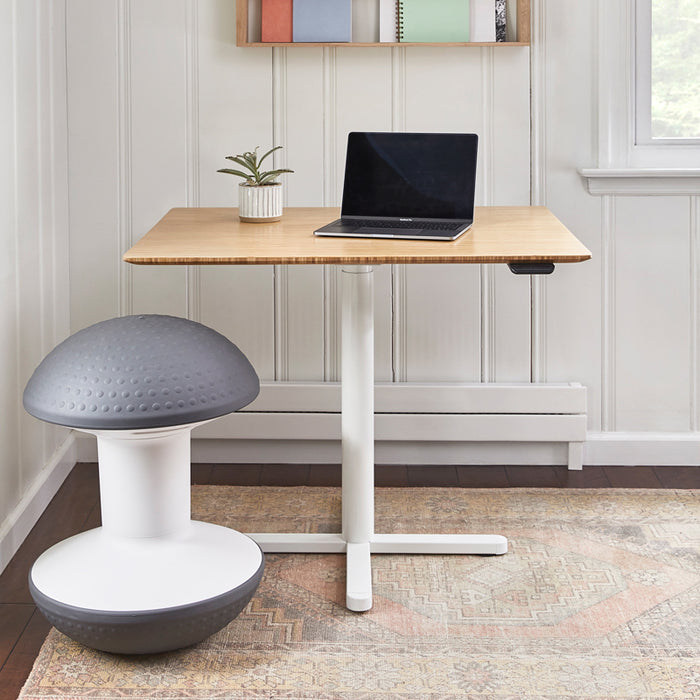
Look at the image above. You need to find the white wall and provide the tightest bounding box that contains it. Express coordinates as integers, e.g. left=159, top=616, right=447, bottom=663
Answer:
left=65, top=0, right=699, bottom=466
left=0, top=0, right=75, bottom=573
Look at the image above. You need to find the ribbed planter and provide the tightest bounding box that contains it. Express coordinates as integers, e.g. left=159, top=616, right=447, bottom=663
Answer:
left=238, top=183, right=283, bottom=222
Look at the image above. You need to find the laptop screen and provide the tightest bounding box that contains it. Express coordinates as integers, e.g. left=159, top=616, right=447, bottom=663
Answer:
left=340, top=132, right=478, bottom=220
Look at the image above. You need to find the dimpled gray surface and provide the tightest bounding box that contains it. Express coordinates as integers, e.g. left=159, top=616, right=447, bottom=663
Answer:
left=23, top=315, right=260, bottom=430
left=28, top=555, right=265, bottom=654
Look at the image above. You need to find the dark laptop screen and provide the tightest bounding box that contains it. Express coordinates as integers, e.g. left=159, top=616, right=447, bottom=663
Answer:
left=341, top=132, right=478, bottom=220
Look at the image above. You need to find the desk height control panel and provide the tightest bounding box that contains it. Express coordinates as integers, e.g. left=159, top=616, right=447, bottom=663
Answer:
left=508, top=262, right=556, bottom=275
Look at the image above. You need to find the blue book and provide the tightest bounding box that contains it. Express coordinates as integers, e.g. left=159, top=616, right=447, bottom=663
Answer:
left=293, top=0, right=352, bottom=42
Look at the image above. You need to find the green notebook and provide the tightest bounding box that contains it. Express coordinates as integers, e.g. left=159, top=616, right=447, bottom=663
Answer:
left=398, top=0, right=470, bottom=43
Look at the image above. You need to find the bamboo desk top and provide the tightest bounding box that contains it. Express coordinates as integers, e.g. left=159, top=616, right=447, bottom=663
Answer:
left=123, top=207, right=591, bottom=267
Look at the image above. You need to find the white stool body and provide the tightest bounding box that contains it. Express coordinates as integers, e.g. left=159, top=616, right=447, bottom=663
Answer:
left=31, top=424, right=262, bottom=614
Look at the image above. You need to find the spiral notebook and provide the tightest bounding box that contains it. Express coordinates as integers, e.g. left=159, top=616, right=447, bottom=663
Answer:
left=398, top=0, right=470, bottom=43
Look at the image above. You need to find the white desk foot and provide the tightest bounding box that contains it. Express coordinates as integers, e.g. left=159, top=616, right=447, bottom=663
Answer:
left=346, top=542, right=372, bottom=611
left=371, top=534, right=507, bottom=555
left=249, top=533, right=346, bottom=553
left=568, top=441, right=584, bottom=470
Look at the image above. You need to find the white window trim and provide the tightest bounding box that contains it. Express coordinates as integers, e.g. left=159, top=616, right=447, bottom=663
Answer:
left=580, top=168, right=700, bottom=195
left=581, top=0, right=700, bottom=194
left=634, top=0, right=653, bottom=146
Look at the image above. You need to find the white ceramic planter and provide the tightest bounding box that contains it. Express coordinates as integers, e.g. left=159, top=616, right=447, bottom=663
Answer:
left=238, top=183, right=283, bottom=222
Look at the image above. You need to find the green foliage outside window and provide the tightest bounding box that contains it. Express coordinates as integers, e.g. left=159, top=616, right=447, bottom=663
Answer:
left=651, top=0, right=700, bottom=138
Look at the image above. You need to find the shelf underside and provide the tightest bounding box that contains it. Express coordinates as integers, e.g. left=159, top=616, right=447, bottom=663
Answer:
left=240, top=41, right=530, bottom=48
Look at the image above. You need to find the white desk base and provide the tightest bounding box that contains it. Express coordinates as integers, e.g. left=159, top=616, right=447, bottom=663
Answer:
left=247, top=266, right=507, bottom=612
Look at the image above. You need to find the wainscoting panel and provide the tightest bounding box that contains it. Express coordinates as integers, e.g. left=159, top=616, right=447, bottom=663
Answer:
left=490, top=49, right=532, bottom=382
left=130, top=0, right=189, bottom=318
left=66, top=0, right=121, bottom=331
left=197, top=0, right=275, bottom=377
left=0, top=0, right=21, bottom=524
left=539, top=0, right=604, bottom=430
left=1, top=0, right=72, bottom=572
left=614, top=195, right=692, bottom=431
left=14, top=0, right=46, bottom=487
left=285, top=49, right=325, bottom=207
left=281, top=49, right=326, bottom=381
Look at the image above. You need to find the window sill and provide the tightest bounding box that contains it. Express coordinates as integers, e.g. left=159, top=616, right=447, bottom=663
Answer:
left=580, top=168, right=700, bottom=196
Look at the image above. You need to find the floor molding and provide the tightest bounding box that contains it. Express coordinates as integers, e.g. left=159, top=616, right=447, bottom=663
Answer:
left=0, top=433, right=77, bottom=573
left=74, top=431, right=700, bottom=467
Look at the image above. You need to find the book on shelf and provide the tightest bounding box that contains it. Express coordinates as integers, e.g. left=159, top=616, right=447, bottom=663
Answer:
left=379, top=0, right=397, bottom=42
left=261, top=0, right=293, bottom=43
left=293, top=0, right=352, bottom=42
left=352, top=0, right=379, bottom=43
left=506, top=0, right=518, bottom=41
left=471, top=0, right=511, bottom=42
left=496, top=0, right=506, bottom=41
left=397, top=0, right=470, bottom=43
left=469, top=0, right=496, bottom=42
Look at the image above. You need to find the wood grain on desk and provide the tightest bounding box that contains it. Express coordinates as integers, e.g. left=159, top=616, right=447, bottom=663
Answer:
left=123, top=207, right=592, bottom=266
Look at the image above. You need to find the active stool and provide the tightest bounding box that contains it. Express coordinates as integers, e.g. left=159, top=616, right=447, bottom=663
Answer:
left=23, top=314, right=264, bottom=654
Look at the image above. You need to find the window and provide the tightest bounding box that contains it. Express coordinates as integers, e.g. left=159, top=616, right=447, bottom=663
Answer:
left=636, top=0, right=700, bottom=146
left=582, top=0, right=700, bottom=188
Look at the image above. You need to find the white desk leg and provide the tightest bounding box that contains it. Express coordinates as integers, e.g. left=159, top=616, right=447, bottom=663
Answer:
left=248, top=263, right=507, bottom=612
left=341, top=265, right=375, bottom=611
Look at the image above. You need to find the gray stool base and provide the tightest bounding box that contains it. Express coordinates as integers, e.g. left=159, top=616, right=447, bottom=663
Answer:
left=29, top=555, right=264, bottom=655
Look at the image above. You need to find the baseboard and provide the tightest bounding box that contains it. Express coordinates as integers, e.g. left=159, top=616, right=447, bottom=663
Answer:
left=187, top=439, right=571, bottom=465
left=0, top=433, right=77, bottom=574
left=192, top=431, right=696, bottom=466
left=584, top=431, right=700, bottom=466
left=75, top=431, right=700, bottom=467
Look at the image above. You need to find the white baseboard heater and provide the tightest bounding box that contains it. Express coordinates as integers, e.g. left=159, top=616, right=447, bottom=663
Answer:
left=194, top=382, right=588, bottom=470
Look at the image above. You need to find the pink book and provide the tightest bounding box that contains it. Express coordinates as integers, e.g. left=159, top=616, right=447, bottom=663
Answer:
left=261, top=0, right=293, bottom=43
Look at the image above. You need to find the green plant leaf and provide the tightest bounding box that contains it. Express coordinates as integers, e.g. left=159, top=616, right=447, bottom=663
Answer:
left=257, top=168, right=294, bottom=185
left=225, top=155, right=255, bottom=173
left=241, top=152, right=261, bottom=182
left=257, top=145, right=283, bottom=168
left=217, top=168, right=254, bottom=180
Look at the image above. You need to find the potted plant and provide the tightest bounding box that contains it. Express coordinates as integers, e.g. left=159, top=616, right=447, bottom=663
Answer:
left=217, top=146, right=293, bottom=222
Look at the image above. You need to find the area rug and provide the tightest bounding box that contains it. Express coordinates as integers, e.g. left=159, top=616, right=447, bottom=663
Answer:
left=20, top=487, right=700, bottom=699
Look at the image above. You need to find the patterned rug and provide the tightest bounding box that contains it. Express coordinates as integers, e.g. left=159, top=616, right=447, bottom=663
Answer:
left=20, top=487, right=700, bottom=699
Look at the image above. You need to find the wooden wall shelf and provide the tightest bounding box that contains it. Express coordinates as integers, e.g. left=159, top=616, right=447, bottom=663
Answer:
left=236, top=0, right=531, bottom=48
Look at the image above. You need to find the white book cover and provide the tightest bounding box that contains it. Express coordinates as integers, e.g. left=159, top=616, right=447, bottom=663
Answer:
left=506, top=0, right=517, bottom=41
left=353, top=0, right=378, bottom=42
left=379, top=0, right=397, bottom=42
left=470, top=0, right=496, bottom=42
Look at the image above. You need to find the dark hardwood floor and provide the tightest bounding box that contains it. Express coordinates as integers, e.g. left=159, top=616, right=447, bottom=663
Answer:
left=0, top=462, right=697, bottom=699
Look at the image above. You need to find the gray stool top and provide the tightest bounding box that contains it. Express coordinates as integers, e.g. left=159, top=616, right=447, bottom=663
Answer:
left=23, top=315, right=259, bottom=430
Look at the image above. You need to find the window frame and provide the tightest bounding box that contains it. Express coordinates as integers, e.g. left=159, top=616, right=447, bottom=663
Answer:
left=580, top=0, right=700, bottom=194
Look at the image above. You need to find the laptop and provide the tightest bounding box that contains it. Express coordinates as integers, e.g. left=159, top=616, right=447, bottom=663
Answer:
left=314, top=132, right=478, bottom=241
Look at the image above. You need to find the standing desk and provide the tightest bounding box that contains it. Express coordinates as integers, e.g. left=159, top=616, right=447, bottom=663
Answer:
left=124, top=206, right=591, bottom=612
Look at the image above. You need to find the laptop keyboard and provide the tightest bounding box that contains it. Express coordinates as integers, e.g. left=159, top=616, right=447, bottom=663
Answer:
left=344, top=219, right=463, bottom=231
